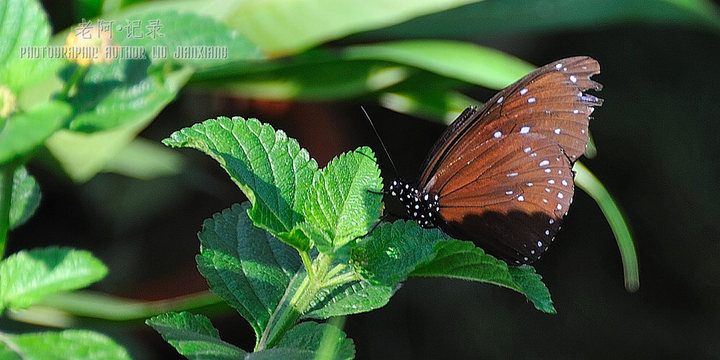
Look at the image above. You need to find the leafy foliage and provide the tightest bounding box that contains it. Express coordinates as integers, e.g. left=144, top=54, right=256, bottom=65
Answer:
left=412, top=240, right=555, bottom=313
left=0, top=101, right=71, bottom=166
left=146, top=312, right=246, bottom=359
left=0, top=247, right=107, bottom=312
left=0, top=0, right=657, bottom=357
left=8, top=167, right=40, bottom=230
left=0, top=330, right=131, bottom=360
left=351, top=221, right=446, bottom=285
left=153, top=115, right=557, bottom=358
left=164, top=117, right=317, bottom=246
left=265, top=321, right=355, bottom=360
left=303, top=147, right=383, bottom=250
left=0, top=0, right=59, bottom=92
left=0, top=247, right=127, bottom=359
left=196, top=202, right=303, bottom=342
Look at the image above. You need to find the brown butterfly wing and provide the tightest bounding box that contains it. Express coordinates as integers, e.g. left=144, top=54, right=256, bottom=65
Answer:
left=418, top=56, right=603, bottom=263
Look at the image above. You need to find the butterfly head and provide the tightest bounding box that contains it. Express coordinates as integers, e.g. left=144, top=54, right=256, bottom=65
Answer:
left=388, top=179, right=440, bottom=228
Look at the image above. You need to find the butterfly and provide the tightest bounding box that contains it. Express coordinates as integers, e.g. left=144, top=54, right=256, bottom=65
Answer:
left=388, top=56, right=603, bottom=264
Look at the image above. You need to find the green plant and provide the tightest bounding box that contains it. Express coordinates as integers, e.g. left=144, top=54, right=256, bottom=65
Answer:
left=8, top=0, right=718, bottom=357
left=147, top=116, right=554, bottom=358
left=0, top=0, right=262, bottom=356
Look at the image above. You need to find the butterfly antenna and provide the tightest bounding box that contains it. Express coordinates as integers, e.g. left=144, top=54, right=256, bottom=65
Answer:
left=361, top=106, right=400, bottom=179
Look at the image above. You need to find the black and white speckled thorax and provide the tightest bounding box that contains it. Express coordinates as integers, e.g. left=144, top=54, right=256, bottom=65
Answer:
left=388, top=180, right=440, bottom=228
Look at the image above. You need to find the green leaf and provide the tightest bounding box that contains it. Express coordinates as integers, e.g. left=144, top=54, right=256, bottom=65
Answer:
left=64, top=59, right=193, bottom=132
left=507, top=265, right=555, bottom=314
left=248, top=322, right=354, bottom=360
left=304, top=280, right=396, bottom=319
left=44, top=12, right=247, bottom=180
left=218, top=0, right=484, bottom=54
left=200, top=58, right=411, bottom=100
left=574, top=161, right=639, bottom=292
left=53, top=10, right=261, bottom=132
left=196, top=40, right=532, bottom=103
left=44, top=110, right=166, bottom=183
left=0, top=247, right=108, bottom=311
left=411, top=240, right=555, bottom=314
left=0, top=329, right=131, bottom=360
left=102, top=137, right=184, bottom=180
left=352, top=221, right=445, bottom=285
left=359, top=0, right=720, bottom=39
left=0, top=0, right=62, bottom=92
left=288, top=221, right=328, bottom=253
left=164, top=116, right=317, bottom=241
left=0, top=101, right=71, bottom=166
left=379, top=87, right=477, bottom=124
left=8, top=166, right=41, bottom=229
left=344, top=40, right=535, bottom=90
left=277, top=321, right=354, bottom=359
left=93, top=10, right=264, bottom=68
left=303, top=147, right=383, bottom=251
left=146, top=312, right=246, bottom=359
left=74, top=0, right=103, bottom=19
left=196, top=202, right=303, bottom=343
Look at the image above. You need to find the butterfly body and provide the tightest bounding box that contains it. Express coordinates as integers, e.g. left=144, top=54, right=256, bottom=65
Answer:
left=389, top=56, right=603, bottom=265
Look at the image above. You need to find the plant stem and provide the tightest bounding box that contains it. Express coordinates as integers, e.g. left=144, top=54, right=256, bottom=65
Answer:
left=299, top=250, right=314, bottom=281
left=575, top=161, right=639, bottom=292
left=313, top=253, right=333, bottom=281
left=33, top=290, right=223, bottom=322
left=258, top=254, right=334, bottom=350
left=56, top=65, right=89, bottom=102
left=323, top=271, right=360, bottom=289
left=324, top=263, right=346, bottom=280
left=0, top=164, right=16, bottom=259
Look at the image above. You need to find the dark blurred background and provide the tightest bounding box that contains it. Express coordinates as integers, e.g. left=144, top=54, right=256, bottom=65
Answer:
left=9, top=1, right=720, bottom=358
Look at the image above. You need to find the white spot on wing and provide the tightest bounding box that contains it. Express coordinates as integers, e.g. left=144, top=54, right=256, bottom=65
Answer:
left=520, top=88, right=529, bottom=95
left=539, top=160, right=550, bottom=167
left=518, top=195, right=525, bottom=202
left=497, top=96, right=504, bottom=104
left=493, top=131, right=502, bottom=138
left=527, top=97, right=536, bottom=103
left=507, top=172, right=519, bottom=178
left=554, top=128, right=561, bottom=135
left=570, top=75, right=577, bottom=83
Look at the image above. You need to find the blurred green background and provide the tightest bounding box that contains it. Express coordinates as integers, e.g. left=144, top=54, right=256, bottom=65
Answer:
left=8, top=0, right=720, bottom=358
